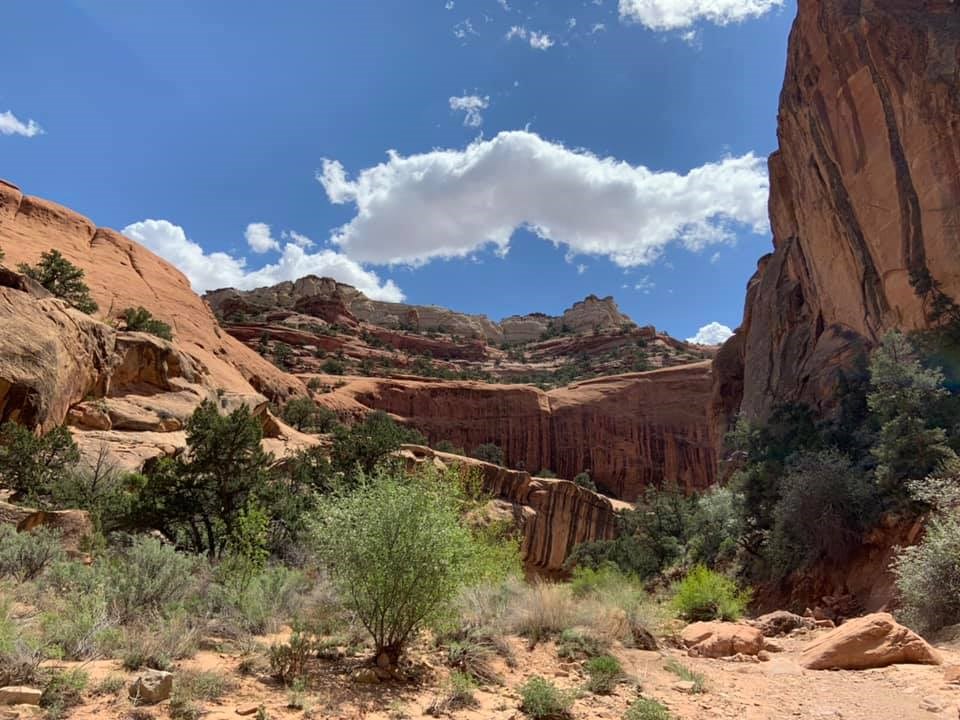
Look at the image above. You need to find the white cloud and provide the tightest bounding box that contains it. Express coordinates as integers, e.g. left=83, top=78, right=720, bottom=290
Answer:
left=0, top=111, right=44, bottom=138
left=317, top=130, right=769, bottom=269
left=449, top=94, right=490, bottom=127
left=687, top=321, right=734, bottom=345
left=453, top=19, right=478, bottom=39
left=122, top=219, right=404, bottom=301
left=618, top=0, right=783, bottom=30
left=576, top=263, right=587, bottom=275
left=506, top=26, right=553, bottom=50
left=591, top=22, right=606, bottom=33
left=445, top=0, right=454, bottom=8
left=282, top=230, right=315, bottom=249
left=567, top=17, right=577, bottom=28
left=634, top=276, right=655, bottom=293
left=244, top=222, right=280, bottom=253
left=709, top=251, right=721, bottom=263
left=497, top=0, right=510, bottom=9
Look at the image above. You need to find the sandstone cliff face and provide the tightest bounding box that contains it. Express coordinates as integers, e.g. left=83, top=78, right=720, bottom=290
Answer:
left=399, top=445, right=622, bottom=574
left=714, top=0, right=960, bottom=435
left=0, top=180, right=303, bottom=404
left=316, top=362, right=716, bottom=502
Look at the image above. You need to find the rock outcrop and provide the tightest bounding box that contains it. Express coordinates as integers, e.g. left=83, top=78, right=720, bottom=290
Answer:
left=398, top=445, right=621, bottom=574
left=680, top=622, right=764, bottom=659
left=315, top=362, right=716, bottom=502
left=0, top=179, right=303, bottom=404
left=712, top=0, right=960, bottom=435
left=799, top=613, right=942, bottom=670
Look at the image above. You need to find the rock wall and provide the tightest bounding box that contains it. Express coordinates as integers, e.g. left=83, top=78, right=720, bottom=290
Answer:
left=399, top=445, right=621, bottom=574
left=317, top=362, right=716, bottom=502
left=713, top=0, right=960, bottom=435
left=0, top=180, right=303, bottom=404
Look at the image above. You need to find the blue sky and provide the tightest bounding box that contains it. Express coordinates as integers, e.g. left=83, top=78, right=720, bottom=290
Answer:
left=0, top=0, right=794, bottom=344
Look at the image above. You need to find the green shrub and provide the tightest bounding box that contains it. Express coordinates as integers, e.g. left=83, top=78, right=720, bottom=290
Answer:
left=120, top=613, right=199, bottom=671
left=573, top=471, right=597, bottom=492
left=321, top=358, right=345, bottom=375
left=268, top=631, right=315, bottom=683
left=584, top=654, right=622, bottom=694
left=428, top=671, right=478, bottom=714
left=670, top=565, right=749, bottom=622
left=40, top=668, right=88, bottom=719
left=445, top=631, right=504, bottom=685
left=41, top=589, right=119, bottom=660
left=624, top=698, right=671, bottom=720
left=313, top=473, right=493, bottom=666
left=212, top=563, right=308, bottom=636
left=518, top=676, right=573, bottom=719
left=18, top=249, right=98, bottom=314
left=556, top=628, right=608, bottom=660
left=170, top=669, right=235, bottom=718
left=0, top=423, right=80, bottom=501
left=663, top=658, right=706, bottom=693
left=0, top=599, right=43, bottom=686
left=470, top=443, right=504, bottom=466
left=122, top=307, right=173, bottom=340
left=0, top=526, right=65, bottom=581
left=102, top=537, right=199, bottom=622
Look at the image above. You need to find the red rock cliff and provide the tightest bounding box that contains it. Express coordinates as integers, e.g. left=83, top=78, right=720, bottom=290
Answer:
left=315, top=361, right=716, bottom=502
left=713, top=0, right=960, bottom=435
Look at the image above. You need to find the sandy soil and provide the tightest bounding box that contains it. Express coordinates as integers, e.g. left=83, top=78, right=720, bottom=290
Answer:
left=50, top=626, right=960, bottom=720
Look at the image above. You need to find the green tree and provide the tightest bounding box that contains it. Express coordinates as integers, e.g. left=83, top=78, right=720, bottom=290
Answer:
left=868, top=331, right=957, bottom=500
left=313, top=474, right=490, bottom=667
left=280, top=397, right=318, bottom=431
left=469, top=443, right=504, bottom=466
left=136, top=401, right=272, bottom=557
left=330, top=411, right=424, bottom=477
left=273, top=342, right=293, bottom=369
left=0, top=423, right=80, bottom=501
left=573, top=471, right=597, bottom=492
left=122, top=307, right=173, bottom=340
left=18, top=250, right=98, bottom=314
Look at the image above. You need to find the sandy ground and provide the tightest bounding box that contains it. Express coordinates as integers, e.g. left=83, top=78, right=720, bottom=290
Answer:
left=46, top=626, right=960, bottom=720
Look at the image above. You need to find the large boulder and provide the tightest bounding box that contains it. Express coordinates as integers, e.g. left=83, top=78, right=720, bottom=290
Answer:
left=749, top=610, right=817, bottom=637
left=799, top=613, right=942, bottom=670
left=128, top=669, right=173, bottom=704
left=680, top=622, right=763, bottom=658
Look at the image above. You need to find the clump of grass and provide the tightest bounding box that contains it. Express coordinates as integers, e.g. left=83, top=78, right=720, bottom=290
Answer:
left=93, top=674, right=126, bottom=695
left=584, top=654, right=623, bottom=694
left=663, top=658, right=706, bottom=693
left=669, top=565, right=749, bottom=622
left=624, top=697, right=672, bottom=720
left=518, top=676, right=573, bottom=719
left=169, top=669, right=235, bottom=720
left=427, top=671, right=478, bottom=715
left=40, top=668, right=88, bottom=720
left=446, top=635, right=503, bottom=685
left=286, top=677, right=310, bottom=710
left=121, top=614, right=199, bottom=671
left=556, top=628, right=609, bottom=660
left=506, top=583, right=578, bottom=646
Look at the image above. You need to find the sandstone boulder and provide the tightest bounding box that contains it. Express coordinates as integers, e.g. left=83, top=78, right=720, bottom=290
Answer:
left=0, top=687, right=41, bottom=706
left=750, top=610, right=816, bottom=637
left=128, top=669, right=173, bottom=704
left=680, top=622, right=763, bottom=659
left=799, top=613, right=942, bottom=670
left=0, top=502, right=92, bottom=555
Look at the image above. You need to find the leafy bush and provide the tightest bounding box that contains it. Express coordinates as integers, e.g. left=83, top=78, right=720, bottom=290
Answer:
left=41, top=589, right=119, bottom=660
left=120, top=612, right=199, bottom=671
left=101, top=537, right=199, bottom=622
left=505, top=583, right=577, bottom=645
left=0, top=526, right=65, bottom=581
left=584, top=654, right=622, bottom=694
left=313, top=473, right=492, bottom=666
left=211, top=562, right=308, bottom=635
left=0, top=423, right=80, bottom=501
left=169, top=670, right=235, bottom=720
left=670, top=565, right=749, bottom=622
left=269, top=631, right=315, bottom=683
left=40, top=668, right=88, bottom=720
left=518, top=676, right=573, bottom=719
left=625, top=698, right=672, bottom=720
left=470, top=443, right=504, bottom=466
left=428, top=671, right=478, bottom=714
left=0, top=599, right=43, bottom=686
left=18, top=249, right=98, bottom=314
left=556, top=628, right=609, bottom=660
left=573, top=471, right=596, bottom=492
left=663, top=658, right=706, bottom=693
left=321, top=358, right=345, bottom=375
left=329, top=411, right=424, bottom=478
left=122, top=307, right=173, bottom=340
left=445, top=633, right=503, bottom=685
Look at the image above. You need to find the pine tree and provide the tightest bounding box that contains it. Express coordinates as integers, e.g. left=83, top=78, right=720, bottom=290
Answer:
left=18, top=249, right=98, bottom=314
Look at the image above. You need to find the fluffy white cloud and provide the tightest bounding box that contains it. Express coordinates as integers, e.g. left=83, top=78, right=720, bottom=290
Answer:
left=687, top=321, right=734, bottom=345
left=449, top=94, right=490, bottom=127
left=282, top=230, right=315, bottom=249
left=505, top=26, right=553, bottom=50
left=244, top=222, right=279, bottom=253
left=0, top=111, right=43, bottom=137
left=618, top=0, right=783, bottom=30
left=317, top=130, right=769, bottom=268
left=122, top=219, right=404, bottom=301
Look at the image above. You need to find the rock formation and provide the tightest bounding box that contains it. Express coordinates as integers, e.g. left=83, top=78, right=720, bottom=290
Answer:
left=713, top=0, right=960, bottom=436
left=799, top=612, right=942, bottom=670
left=0, top=179, right=303, bottom=404
left=398, top=445, right=622, bottom=574
left=315, top=362, right=717, bottom=502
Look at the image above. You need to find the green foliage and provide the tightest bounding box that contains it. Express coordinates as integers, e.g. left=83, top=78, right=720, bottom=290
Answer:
left=0, top=423, right=80, bottom=501
left=663, top=658, right=706, bottom=693
left=321, top=358, right=345, bottom=375
left=100, top=537, right=199, bottom=622
left=470, top=443, right=504, bottom=466
left=0, top=599, right=43, bottom=686
left=573, top=471, right=596, bottom=492
left=136, top=401, right=272, bottom=557
left=122, top=306, right=173, bottom=340
left=444, top=632, right=504, bottom=685
left=518, top=676, right=573, bottom=719
left=429, top=671, right=478, bottom=714
left=170, top=670, right=234, bottom=720
left=40, top=668, right=88, bottom=720
left=767, top=450, right=878, bottom=576
left=670, top=565, right=749, bottom=622
left=868, top=331, right=957, bottom=500
left=434, top=440, right=465, bottom=456
left=18, top=249, right=98, bottom=314
left=41, top=589, right=118, bottom=660
left=329, top=411, right=424, bottom=479
left=269, top=631, right=315, bottom=683
left=625, top=698, right=672, bottom=720
left=584, top=654, right=622, bottom=694
left=211, top=562, right=307, bottom=635
left=538, top=468, right=557, bottom=478
left=0, top=526, right=65, bottom=581
left=272, top=342, right=293, bottom=369
left=556, top=628, right=609, bottom=660
left=280, top=397, right=339, bottom=433
left=313, top=473, right=495, bottom=664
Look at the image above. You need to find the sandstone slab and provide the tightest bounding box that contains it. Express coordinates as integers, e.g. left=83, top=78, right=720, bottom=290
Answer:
left=681, top=622, right=763, bottom=659
left=799, top=613, right=942, bottom=670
